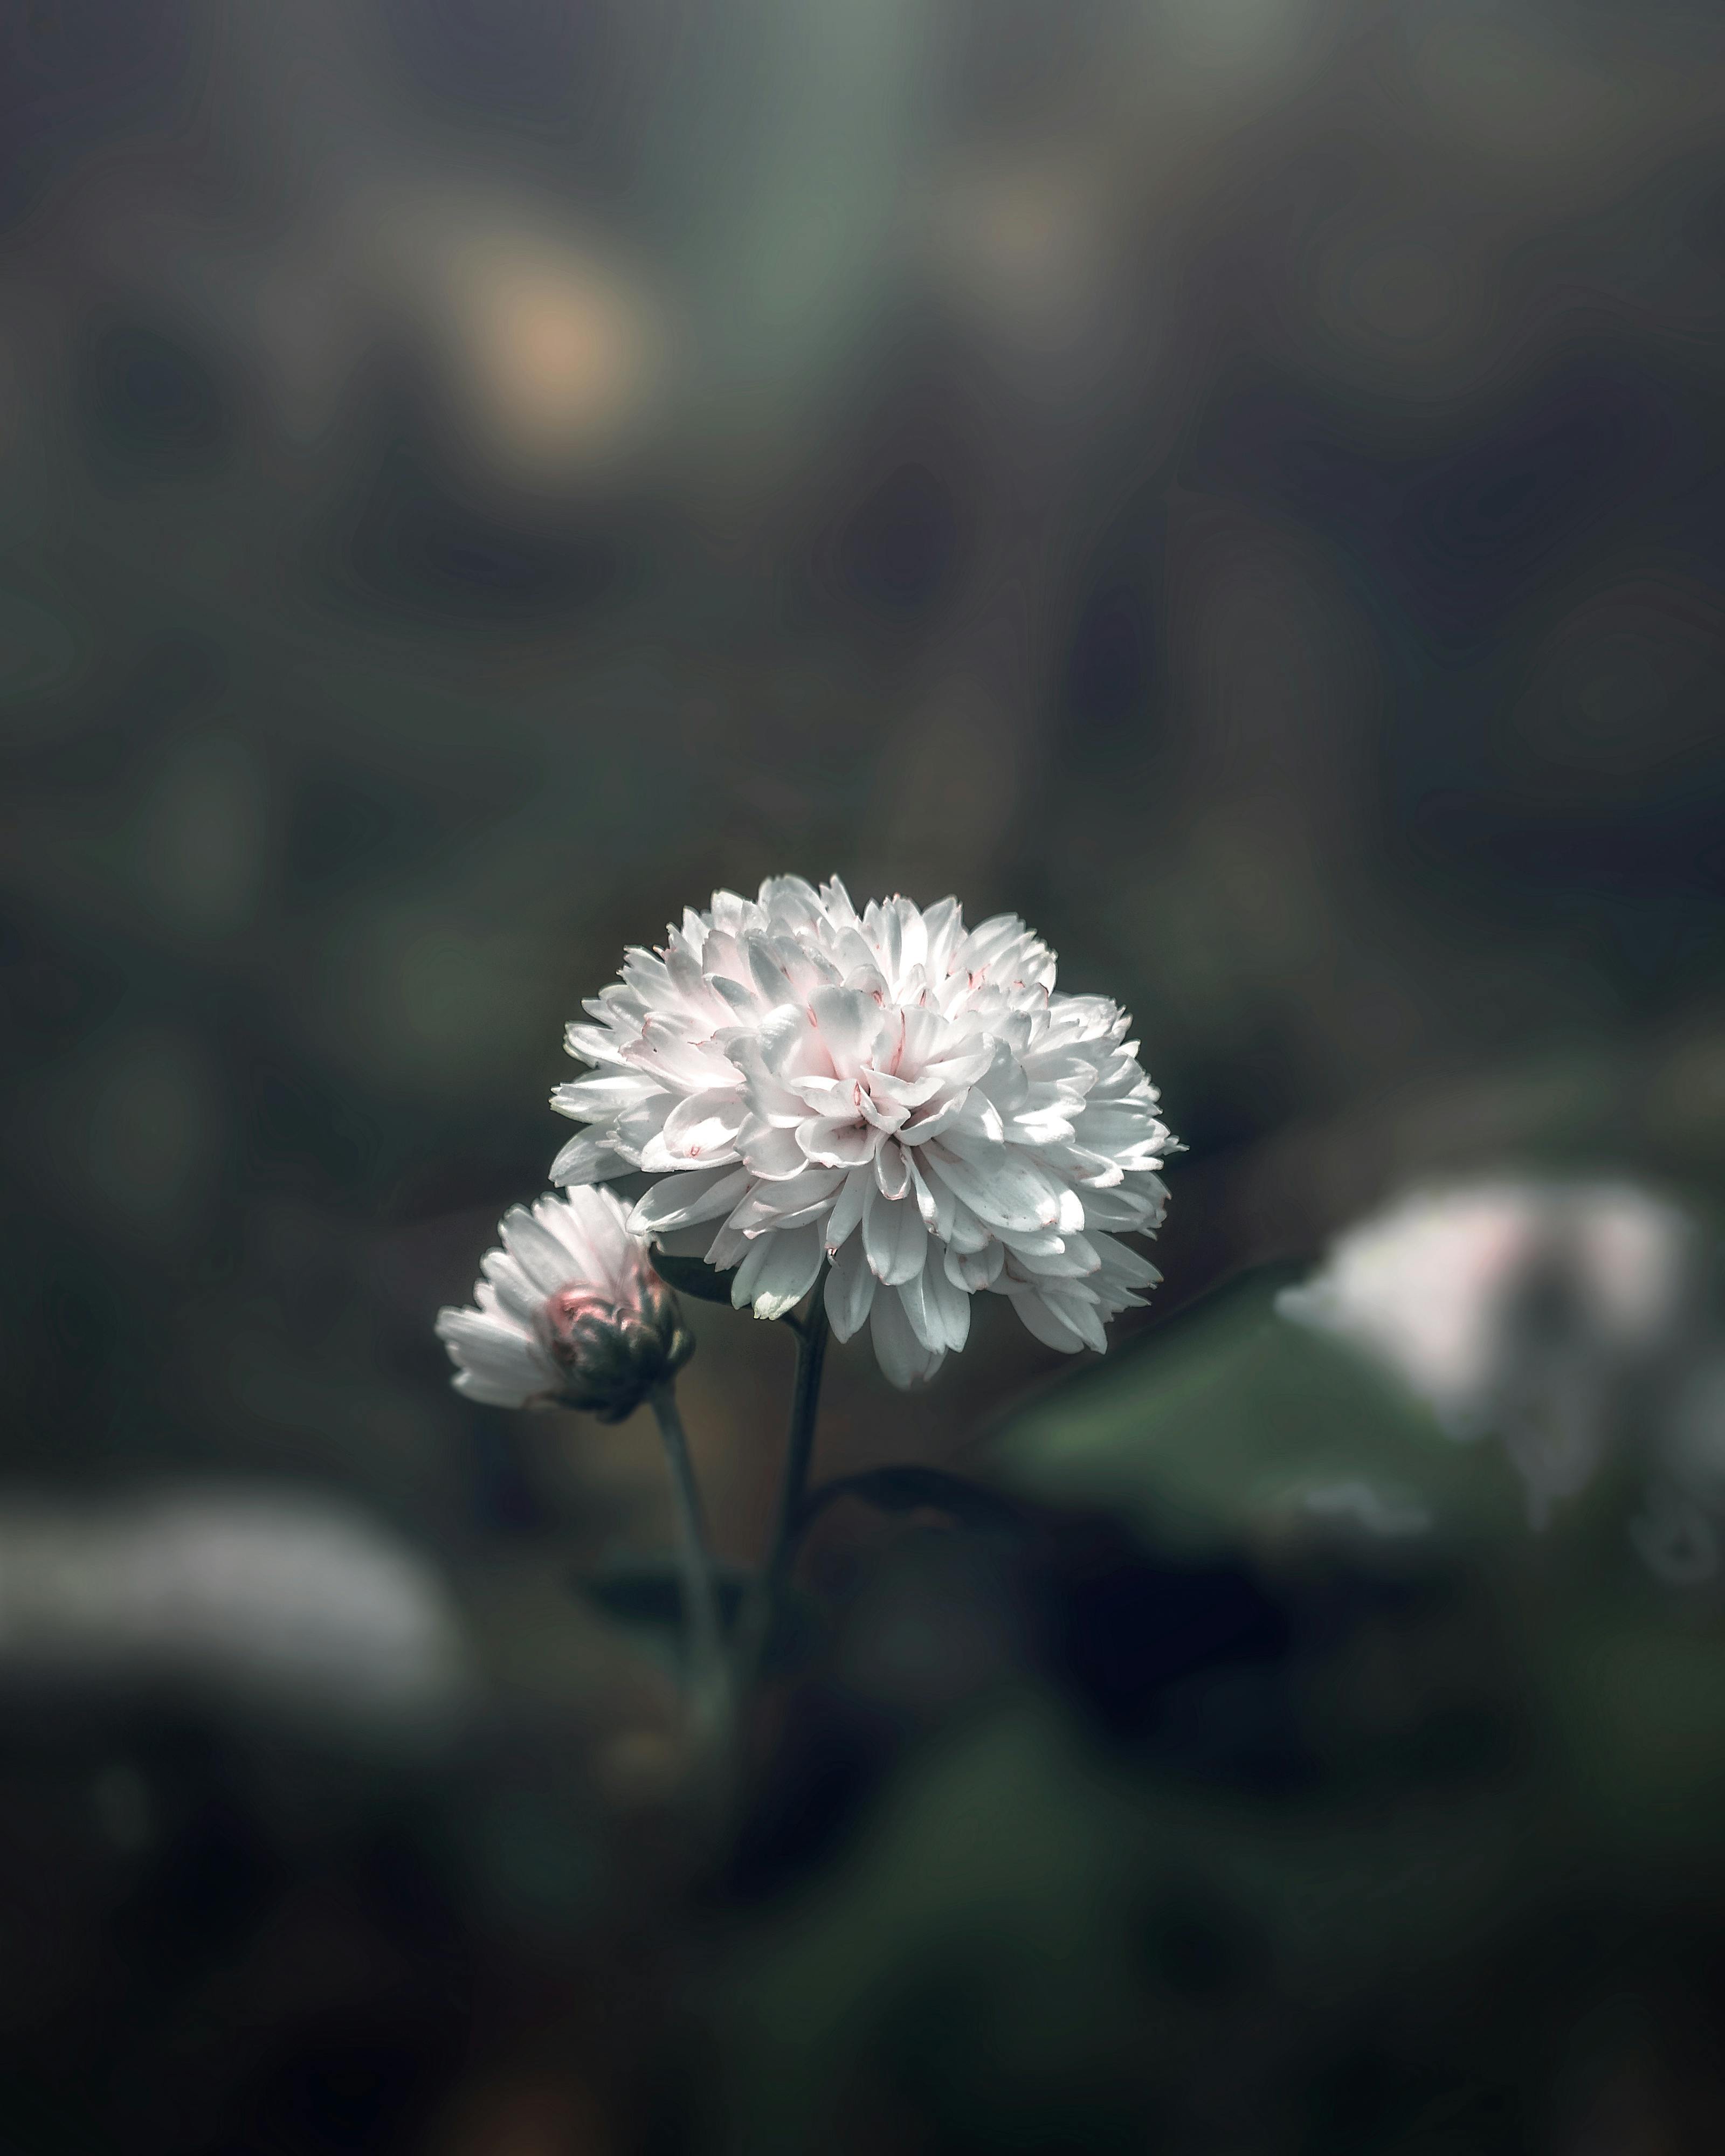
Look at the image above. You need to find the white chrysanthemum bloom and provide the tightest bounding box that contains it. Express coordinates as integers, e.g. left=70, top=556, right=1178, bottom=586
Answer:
left=1278, top=1179, right=1698, bottom=1528
left=436, top=1185, right=693, bottom=1419
left=550, top=877, right=1176, bottom=1387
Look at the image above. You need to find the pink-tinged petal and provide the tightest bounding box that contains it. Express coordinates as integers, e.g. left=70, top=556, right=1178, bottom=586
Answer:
left=629, top=1165, right=751, bottom=1233
left=893, top=1004, right=946, bottom=1073
left=975, top=1040, right=1030, bottom=1115
left=789, top=1075, right=851, bottom=1112
left=612, top=1095, right=674, bottom=1163
left=623, top=1018, right=729, bottom=1092
left=866, top=1067, right=942, bottom=1111
left=870, top=1288, right=944, bottom=1388
left=639, top=1090, right=747, bottom=1171
left=825, top=1232, right=877, bottom=1340
left=798, top=1114, right=878, bottom=1169
left=739, top=1117, right=810, bottom=1179
left=922, top=1042, right=996, bottom=1089
left=824, top=1166, right=870, bottom=1252
left=855, top=1087, right=907, bottom=1134
left=874, top=1141, right=911, bottom=1200
left=732, top=1222, right=824, bottom=1319
left=726, top=1038, right=808, bottom=1124
left=707, top=973, right=760, bottom=1017
left=897, top=1092, right=970, bottom=1146
left=862, top=1181, right=928, bottom=1286
left=809, top=984, right=888, bottom=1079
left=747, top=934, right=794, bottom=1006
left=758, top=1000, right=826, bottom=1081
left=841, top=964, right=889, bottom=1003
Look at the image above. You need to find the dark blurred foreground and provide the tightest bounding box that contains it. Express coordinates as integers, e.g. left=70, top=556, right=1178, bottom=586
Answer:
left=8, top=0, right=1725, bottom=2147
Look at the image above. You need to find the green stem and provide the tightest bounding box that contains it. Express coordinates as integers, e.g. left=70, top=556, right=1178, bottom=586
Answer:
left=767, top=1283, right=830, bottom=1601
left=650, top=1381, right=728, bottom=1733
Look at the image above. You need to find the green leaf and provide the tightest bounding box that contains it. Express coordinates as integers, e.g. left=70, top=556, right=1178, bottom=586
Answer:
left=648, top=1252, right=738, bottom=1305
left=798, top=1466, right=1029, bottom=1540
left=992, top=1266, right=1527, bottom=1556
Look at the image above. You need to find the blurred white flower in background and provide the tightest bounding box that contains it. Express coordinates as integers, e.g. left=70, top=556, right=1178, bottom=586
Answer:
left=0, top=1495, right=471, bottom=1726
left=551, top=877, right=1176, bottom=1387
left=436, top=1186, right=693, bottom=1418
left=1279, top=1178, right=1703, bottom=1537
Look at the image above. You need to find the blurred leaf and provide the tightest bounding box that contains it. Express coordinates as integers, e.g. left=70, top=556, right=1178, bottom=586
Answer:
left=648, top=1253, right=738, bottom=1305
left=798, top=1464, right=1029, bottom=1540
left=993, top=1268, right=1527, bottom=1557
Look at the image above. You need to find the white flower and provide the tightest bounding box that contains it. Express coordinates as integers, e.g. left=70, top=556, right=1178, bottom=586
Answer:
left=436, top=1185, right=693, bottom=1418
left=0, top=1492, right=471, bottom=1725
left=548, top=876, right=1176, bottom=1387
left=1278, top=1179, right=1698, bottom=1527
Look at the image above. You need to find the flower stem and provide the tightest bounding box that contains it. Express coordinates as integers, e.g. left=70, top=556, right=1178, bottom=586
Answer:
left=650, top=1381, right=729, bottom=1735
left=767, top=1282, right=830, bottom=1602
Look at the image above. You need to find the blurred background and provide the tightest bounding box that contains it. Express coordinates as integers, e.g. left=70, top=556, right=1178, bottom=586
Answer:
left=6, top=0, right=1725, bottom=2148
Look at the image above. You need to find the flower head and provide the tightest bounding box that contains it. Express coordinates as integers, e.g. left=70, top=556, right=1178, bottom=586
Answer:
left=436, top=1185, right=693, bottom=1419
left=549, top=877, right=1176, bottom=1386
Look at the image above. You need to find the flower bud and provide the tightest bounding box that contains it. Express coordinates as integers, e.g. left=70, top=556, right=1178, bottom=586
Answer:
left=436, top=1188, right=694, bottom=1419
left=535, top=1258, right=694, bottom=1422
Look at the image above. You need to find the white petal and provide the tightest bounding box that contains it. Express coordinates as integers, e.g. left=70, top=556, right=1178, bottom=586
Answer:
left=500, top=1206, right=579, bottom=1296
left=436, top=1307, right=557, bottom=1403
left=870, top=1286, right=944, bottom=1388
left=899, top=1257, right=971, bottom=1354
left=640, top=1090, right=747, bottom=1170
left=874, top=1142, right=911, bottom=1199
left=560, top=1186, right=636, bottom=1279
left=550, top=1128, right=629, bottom=1186
left=733, top=1221, right=824, bottom=1319
left=729, top=1165, right=847, bottom=1232
left=480, top=1249, right=541, bottom=1323
left=809, top=984, right=887, bottom=1079
left=825, top=1231, right=878, bottom=1340
left=629, top=1165, right=751, bottom=1233
left=824, top=1165, right=870, bottom=1252
left=1005, top=1289, right=1087, bottom=1353
left=863, top=1181, right=929, bottom=1286
left=799, top=1114, right=878, bottom=1169
left=947, top=1241, right=1004, bottom=1293
left=551, top=1073, right=660, bottom=1120
left=930, top=1139, right=1065, bottom=1233
left=739, top=1119, right=810, bottom=1179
